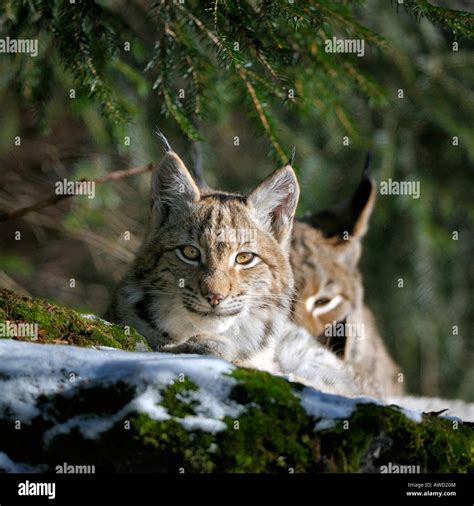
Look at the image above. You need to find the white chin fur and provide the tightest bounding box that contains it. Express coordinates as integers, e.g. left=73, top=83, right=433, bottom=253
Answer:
left=154, top=298, right=239, bottom=338
left=184, top=311, right=237, bottom=334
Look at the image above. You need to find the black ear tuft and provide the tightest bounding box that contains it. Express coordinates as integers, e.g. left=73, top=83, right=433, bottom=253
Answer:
left=303, top=154, right=376, bottom=240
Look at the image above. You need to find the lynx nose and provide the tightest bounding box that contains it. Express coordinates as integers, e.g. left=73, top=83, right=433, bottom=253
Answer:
left=206, top=293, right=225, bottom=306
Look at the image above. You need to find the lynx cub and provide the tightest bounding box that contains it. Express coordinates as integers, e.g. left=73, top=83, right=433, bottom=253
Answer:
left=290, top=162, right=403, bottom=396
left=106, top=142, right=299, bottom=365
left=106, top=142, right=373, bottom=397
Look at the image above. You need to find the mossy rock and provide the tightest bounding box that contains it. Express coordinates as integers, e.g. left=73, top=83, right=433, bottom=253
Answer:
left=0, top=337, right=473, bottom=473
left=0, top=289, right=150, bottom=351
left=0, top=290, right=472, bottom=473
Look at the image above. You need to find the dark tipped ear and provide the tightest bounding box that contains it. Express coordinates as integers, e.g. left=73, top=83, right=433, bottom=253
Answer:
left=345, top=163, right=375, bottom=239
left=150, top=151, right=200, bottom=226
left=304, top=155, right=375, bottom=240
left=248, top=164, right=300, bottom=247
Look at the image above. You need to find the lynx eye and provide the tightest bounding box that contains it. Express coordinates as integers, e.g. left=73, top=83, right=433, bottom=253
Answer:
left=235, top=252, right=256, bottom=266
left=314, top=298, right=331, bottom=307
left=177, top=245, right=201, bottom=263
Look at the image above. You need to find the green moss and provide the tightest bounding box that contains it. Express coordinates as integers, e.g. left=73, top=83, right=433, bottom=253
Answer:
left=160, top=378, right=199, bottom=418
left=0, top=290, right=472, bottom=473
left=0, top=289, right=150, bottom=351
left=214, top=368, right=319, bottom=472
left=0, top=367, right=473, bottom=472
left=128, top=415, right=216, bottom=472
left=317, top=403, right=474, bottom=473
left=37, top=382, right=137, bottom=422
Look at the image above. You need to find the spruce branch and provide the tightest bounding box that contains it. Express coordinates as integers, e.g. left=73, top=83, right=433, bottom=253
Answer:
left=176, top=3, right=287, bottom=161
left=237, top=67, right=286, bottom=163
left=395, top=0, right=474, bottom=39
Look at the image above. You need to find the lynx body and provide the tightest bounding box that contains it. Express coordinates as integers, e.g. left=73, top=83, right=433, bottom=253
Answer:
left=107, top=144, right=377, bottom=398
left=290, top=165, right=403, bottom=396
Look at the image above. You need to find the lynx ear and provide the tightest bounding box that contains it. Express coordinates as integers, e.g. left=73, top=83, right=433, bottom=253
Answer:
left=304, top=154, right=375, bottom=240
left=333, top=238, right=362, bottom=271
left=248, top=164, right=300, bottom=246
left=342, top=166, right=375, bottom=239
left=150, top=151, right=200, bottom=226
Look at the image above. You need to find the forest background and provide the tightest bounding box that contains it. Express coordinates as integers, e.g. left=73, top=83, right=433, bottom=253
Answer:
left=0, top=0, right=473, bottom=401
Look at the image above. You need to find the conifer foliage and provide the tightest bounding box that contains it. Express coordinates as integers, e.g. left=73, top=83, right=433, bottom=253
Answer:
left=1, top=0, right=472, bottom=161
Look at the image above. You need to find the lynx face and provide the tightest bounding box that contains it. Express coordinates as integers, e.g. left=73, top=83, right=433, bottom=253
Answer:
left=291, top=222, right=364, bottom=349
left=138, top=191, right=294, bottom=339
left=108, top=147, right=299, bottom=362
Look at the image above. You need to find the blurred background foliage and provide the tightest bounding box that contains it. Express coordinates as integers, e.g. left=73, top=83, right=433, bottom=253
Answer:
left=0, top=0, right=473, bottom=400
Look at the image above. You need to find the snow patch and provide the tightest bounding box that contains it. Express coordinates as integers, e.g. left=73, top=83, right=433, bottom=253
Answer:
left=313, top=419, right=337, bottom=431
left=298, top=387, right=380, bottom=430
left=180, top=416, right=226, bottom=433
left=0, top=340, right=244, bottom=443
left=390, top=405, right=423, bottom=423
left=0, top=451, right=44, bottom=473
left=80, top=314, right=112, bottom=326
left=297, top=388, right=428, bottom=429
left=299, top=388, right=442, bottom=429
left=388, top=395, right=474, bottom=423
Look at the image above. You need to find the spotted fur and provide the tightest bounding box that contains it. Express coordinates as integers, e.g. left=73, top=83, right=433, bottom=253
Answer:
left=290, top=166, right=403, bottom=397
left=106, top=149, right=298, bottom=365
left=107, top=145, right=388, bottom=398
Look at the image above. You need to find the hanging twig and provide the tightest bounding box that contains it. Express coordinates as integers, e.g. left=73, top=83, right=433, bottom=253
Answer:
left=0, top=163, right=154, bottom=223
